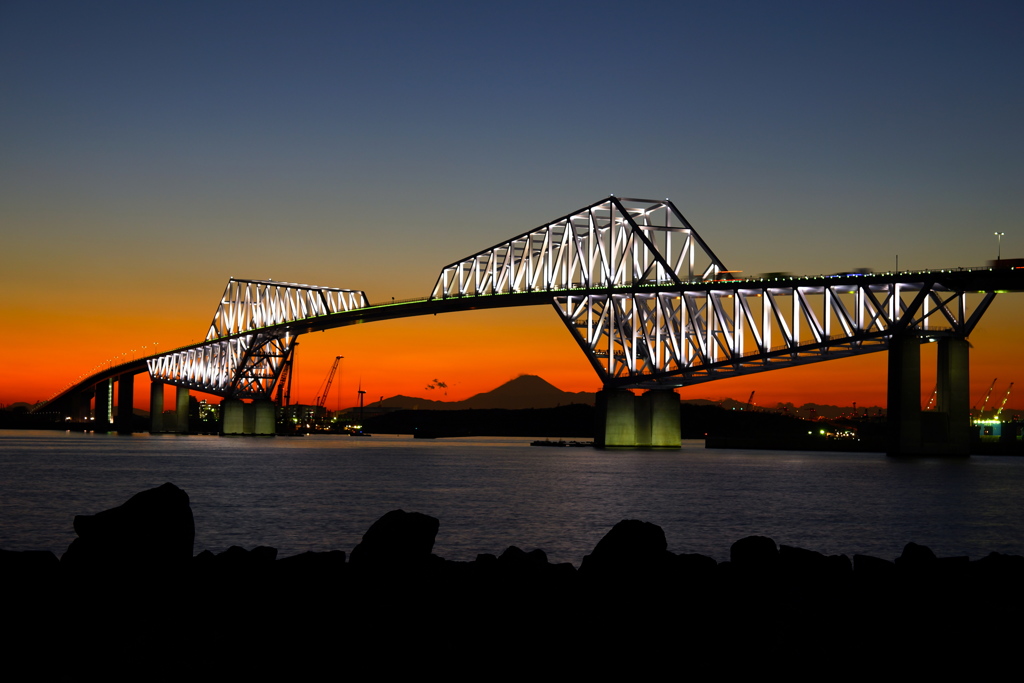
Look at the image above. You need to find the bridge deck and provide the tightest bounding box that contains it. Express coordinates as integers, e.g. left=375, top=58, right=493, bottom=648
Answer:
left=35, top=265, right=1024, bottom=412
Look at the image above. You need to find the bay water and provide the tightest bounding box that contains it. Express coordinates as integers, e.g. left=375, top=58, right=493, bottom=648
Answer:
left=2, top=429, right=1022, bottom=565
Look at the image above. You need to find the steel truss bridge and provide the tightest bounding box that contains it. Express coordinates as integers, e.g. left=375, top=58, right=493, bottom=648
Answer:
left=38, top=196, right=1023, bottom=447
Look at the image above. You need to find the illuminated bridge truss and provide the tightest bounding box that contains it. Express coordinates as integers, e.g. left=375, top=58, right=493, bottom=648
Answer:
left=554, top=279, right=996, bottom=389
left=431, top=197, right=726, bottom=299
left=206, top=278, right=367, bottom=340
left=147, top=331, right=296, bottom=399
left=149, top=279, right=366, bottom=399
left=35, top=194, right=1023, bottom=419
left=431, top=196, right=997, bottom=389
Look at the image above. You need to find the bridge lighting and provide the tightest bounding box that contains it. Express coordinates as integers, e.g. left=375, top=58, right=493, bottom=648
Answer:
left=995, top=232, right=1005, bottom=260
left=34, top=200, right=1024, bottom=410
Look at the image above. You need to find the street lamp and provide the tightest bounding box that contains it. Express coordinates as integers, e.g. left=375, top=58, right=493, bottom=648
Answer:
left=995, top=232, right=1005, bottom=261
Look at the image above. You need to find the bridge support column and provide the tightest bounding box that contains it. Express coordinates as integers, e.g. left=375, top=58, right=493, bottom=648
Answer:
left=887, top=336, right=922, bottom=456
left=934, top=337, right=970, bottom=455
left=888, top=335, right=971, bottom=456
left=115, top=373, right=135, bottom=434
left=645, top=390, right=681, bottom=448
left=595, top=388, right=680, bottom=449
left=242, top=402, right=256, bottom=435
left=150, top=381, right=165, bottom=433
left=71, top=387, right=92, bottom=423
left=253, top=399, right=276, bottom=436
left=596, top=389, right=638, bottom=448
left=95, top=379, right=113, bottom=432
left=175, top=386, right=190, bottom=434
left=221, top=398, right=245, bottom=435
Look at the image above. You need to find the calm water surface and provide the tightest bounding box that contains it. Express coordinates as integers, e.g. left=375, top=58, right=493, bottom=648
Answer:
left=2, top=430, right=1022, bottom=565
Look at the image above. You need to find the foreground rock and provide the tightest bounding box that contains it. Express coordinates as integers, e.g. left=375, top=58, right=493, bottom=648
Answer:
left=3, top=484, right=1023, bottom=672
left=579, top=518, right=673, bottom=579
left=60, top=482, right=194, bottom=575
left=349, top=508, right=439, bottom=570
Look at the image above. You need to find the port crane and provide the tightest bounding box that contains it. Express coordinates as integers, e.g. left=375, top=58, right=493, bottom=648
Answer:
left=315, top=356, right=343, bottom=412
left=274, top=343, right=297, bottom=408
left=994, top=382, right=1014, bottom=420
left=974, top=378, right=998, bottom=418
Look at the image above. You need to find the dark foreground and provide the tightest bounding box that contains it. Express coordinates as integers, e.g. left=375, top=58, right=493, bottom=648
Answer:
left=4, top=483, right=1022, bottom=676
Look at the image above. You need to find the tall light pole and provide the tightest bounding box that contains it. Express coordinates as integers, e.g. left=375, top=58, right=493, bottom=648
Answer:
left=995, top=232, right=1005, bottom=261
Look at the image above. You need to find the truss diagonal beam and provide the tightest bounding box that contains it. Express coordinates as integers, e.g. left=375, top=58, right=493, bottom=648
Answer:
left=150, top=278, right=366, bottom=399
left=430, top=197, right=726, bottom=299
left=207, top=278, right=368, bottom=340
left=148, top=331, right=296, bottom=400
left=553, top=280, right=994, bottom=389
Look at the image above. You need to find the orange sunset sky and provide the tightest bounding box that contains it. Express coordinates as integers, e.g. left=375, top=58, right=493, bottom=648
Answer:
left=2, top=2, right=1022, bottom=413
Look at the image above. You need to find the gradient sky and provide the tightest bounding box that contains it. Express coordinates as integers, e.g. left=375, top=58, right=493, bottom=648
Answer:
left=2, top=0, right=1022, bottom=411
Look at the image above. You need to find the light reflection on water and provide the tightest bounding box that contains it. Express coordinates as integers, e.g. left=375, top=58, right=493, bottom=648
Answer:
left=2, top=430, right=1022, bottom=565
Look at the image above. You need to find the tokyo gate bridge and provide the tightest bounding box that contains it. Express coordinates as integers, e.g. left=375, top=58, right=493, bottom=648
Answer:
left=36, top=196, right=1024, bottom=454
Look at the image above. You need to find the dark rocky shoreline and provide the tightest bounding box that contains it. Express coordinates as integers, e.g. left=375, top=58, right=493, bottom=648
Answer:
left=4, top=483, right=1022, bottom=675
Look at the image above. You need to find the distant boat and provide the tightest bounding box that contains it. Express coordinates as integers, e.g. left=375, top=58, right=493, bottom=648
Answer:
left=531, top=439, right=592, bottom=448
left=348, top=428, right=372, bottom=437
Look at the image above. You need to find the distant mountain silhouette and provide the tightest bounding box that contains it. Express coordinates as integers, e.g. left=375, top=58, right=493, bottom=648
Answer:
left=368, top=375, right=595, bottom=411
left=461, top=374, right=595, bottom=409
left=361, top=375, right=892, bottom=416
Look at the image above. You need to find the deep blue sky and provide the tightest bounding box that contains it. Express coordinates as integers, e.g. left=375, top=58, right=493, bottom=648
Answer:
left=3, top=0, right=1022, bottom=404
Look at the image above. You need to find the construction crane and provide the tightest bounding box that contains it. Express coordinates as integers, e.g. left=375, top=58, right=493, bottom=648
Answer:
left=274, top=363, right=291, bottom=407
left=994, top=382, right=1014, bottom=420
left=925, top=388, right=937, bottom=411
left=315, top=356, right=343, bottom=411
left=274, top=343, right=297, bottom=408
left=745, top=391, right=755, bottom=411
left=975, top=378, right=998, bottom=418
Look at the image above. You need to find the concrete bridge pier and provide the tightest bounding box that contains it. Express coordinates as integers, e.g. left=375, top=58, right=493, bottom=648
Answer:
left=887, top=336, right=922, bottom=455
left=222, top=398, right=244, bottom=435
left=175, top=386, right=190, bottom=433
left=71, top=386, right=93, bottom=423
left=115, top=373, right=135, bottom=434
left=595, top=388, right=680, bottom=449
left=150, top=380, right=165, bottom=433
left=934, top=337, right=971, bottom=454
left=887, top=335, right=970, bottom=456
left=221, top=398, right=276, bottom=436
left=253, top=399, right=276, bottom=435
left=646, top=390, right=682, bottom=448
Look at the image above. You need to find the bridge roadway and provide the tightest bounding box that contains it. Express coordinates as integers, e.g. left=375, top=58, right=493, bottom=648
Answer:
left=39, top=265, right=1024, bottom=440
left=40, top=190, right=1024, bottom=453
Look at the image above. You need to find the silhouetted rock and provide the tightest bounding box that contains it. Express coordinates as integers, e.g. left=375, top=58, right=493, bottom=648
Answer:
left=193, top=549, right=216, bottom=565
left=203, top=544, right=279, bottom=568
left=277, top=549, right=347, bottom=569
left=825, top=553, right=853, bottom=575
left=780, top=544, right=826, bottom=572
left=16, top=487, right=1024, bottom=672
left=671, top=552, right=718, bottom=578
left=0, top=548, right=59, bottom=574
left=853, top=553, right=895, bottom=577
left=61, top=482, right=194, bottom=574
left=895, top=542, right=937, bottom=568
left=349, top=509, right=439, bottom=569
left=730, top=535, right=779, bottom=572
left=972, top=551, right=1024, bottom=578
left=579, top=519, right=670, bottom=578
left=497, top=545, right=549, bottom=566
